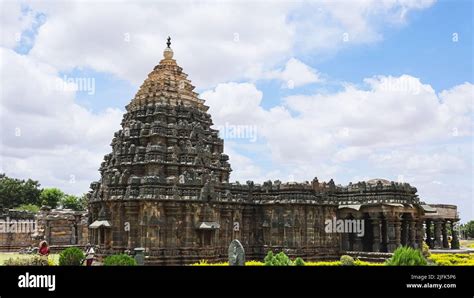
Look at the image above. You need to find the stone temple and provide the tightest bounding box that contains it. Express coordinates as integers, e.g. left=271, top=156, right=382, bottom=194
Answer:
left=87, top=39, right=459, bottom=265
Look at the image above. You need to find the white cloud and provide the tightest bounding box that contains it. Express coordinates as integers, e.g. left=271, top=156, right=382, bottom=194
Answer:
left=292, top=0, right=436, bottom=53
left=253, top=58, right=322, bottom=88
left=201, top=77, right=472, bottom=219
left=0, top=0, right=433, bottom=88
left=283, top=76, right=473, bottom=151
left=0, top=48, right=123, bottom=194
left=369, top=149, right=468, bottom=176
left=24, top=1, right=295, bottom=88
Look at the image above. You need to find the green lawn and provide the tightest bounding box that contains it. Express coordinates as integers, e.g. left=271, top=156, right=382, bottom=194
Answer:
left=0, top=253, right=59, bottom=265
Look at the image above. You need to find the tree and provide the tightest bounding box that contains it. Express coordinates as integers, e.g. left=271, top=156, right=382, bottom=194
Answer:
left=60, top=194, right=87, bottom=211
left=40, top=188, right=64, bottom=209
left=463, top=221, right=474, bottom=239
left=0, top=174, right=41, bottom=208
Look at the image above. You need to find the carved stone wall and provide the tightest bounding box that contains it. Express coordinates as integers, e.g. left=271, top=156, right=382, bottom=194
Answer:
left=0, top=209, right=35, bottom=251
left=0, top=207, right=88, bottom=251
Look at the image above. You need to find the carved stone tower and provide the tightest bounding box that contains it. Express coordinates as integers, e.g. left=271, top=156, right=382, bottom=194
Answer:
left=88, top=39, right=233, bottom=263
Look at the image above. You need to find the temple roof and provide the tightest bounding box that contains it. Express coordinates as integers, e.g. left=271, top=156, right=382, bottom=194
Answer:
left=128, top=38, right=206, bottom=110
left=365, top=178, right=391, bottom=186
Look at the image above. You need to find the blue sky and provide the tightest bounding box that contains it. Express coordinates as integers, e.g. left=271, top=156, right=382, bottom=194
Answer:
left=1, top=0, right=472, bottom=221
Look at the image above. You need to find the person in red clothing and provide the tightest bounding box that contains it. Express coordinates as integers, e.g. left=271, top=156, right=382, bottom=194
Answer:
left=38, top=240, right=50, bottom=256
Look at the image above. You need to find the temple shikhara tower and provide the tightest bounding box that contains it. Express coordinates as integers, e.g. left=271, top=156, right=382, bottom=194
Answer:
left=87, top=38, right=459, bottom=265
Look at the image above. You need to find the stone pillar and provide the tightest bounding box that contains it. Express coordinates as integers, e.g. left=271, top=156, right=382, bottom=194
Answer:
left=352, top=214, right=364, bottom=251
left=370, top=214, right=381, bottom=252
left=183, top=206, right=193, bottom=247
left=402, top=219, right=410, bottom=246
left=124, top=201, right=139, bottom=249
left=45, top=221, right=51, bottom=244
left=394, top=219, right=402, bottom=249
left=425, top=220, right=432, bottom=248
left=409, top=220, right=417, bottom=248
left=341, top=232, right=350, bottom=251
left=71, top=224, right=77, bottom=245
left=165, top=205, right=180, bottom=248
left=353, top=234, right=363, bottom=251
left=415, top=220, right=424, bottom=249
left=242, top=207, right=252, bottom=246
left=380, top=218, right=388, bottom=252
left=387, top=215, right=401, bottom=252
left=434, top=219, right=443, bottom=249
left=442, top=220, right=449, bottom=249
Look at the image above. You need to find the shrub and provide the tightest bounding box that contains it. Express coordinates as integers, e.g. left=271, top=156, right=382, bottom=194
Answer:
left=305, top=261, right=341, bottom=266
left=103, top=254, right=137, bottom=266
left=195, top=259, right=209, bottom=265
left=353, top=259, right=384, bottom=266
left=4, top=256, right=48, bottom=266
left=47, top=257, right=57, bottom=266
left=385, top=246, right=427, bottom=266
left=294, top=257, right=305, bottom=266
left=422, top=242, right=431, bottom=258
left=245, top=260, right=264, bottom=266
left=340, top=255, right=355, bottom=266
left=263, top=251, right=274, bottom=264
left=264, top=251, right=293, bottom=266
left=59, top=247, right=84, bottom=266
left=429, top=253, right=474, bottom=266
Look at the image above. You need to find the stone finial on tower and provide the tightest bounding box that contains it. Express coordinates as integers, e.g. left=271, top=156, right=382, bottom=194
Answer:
left=164, top=36, right=173, bottom=60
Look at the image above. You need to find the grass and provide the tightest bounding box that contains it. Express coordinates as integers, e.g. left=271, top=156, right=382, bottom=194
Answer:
left=0, top=253, right=60, bottom=265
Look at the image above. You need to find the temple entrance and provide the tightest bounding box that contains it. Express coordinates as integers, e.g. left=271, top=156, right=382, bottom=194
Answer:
left=196, top=221, right=220, bottom=247
left=362, top=214, right=373, bottom=251
left=89, top=220, right=111, bottom=249
left=203, top=230, right=212, bottom=246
